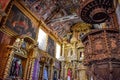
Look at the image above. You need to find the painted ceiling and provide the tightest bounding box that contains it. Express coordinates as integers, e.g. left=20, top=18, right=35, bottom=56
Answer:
left=21, top=0, right=119, bottom=41
left=21, top=0, right=83, bottom=40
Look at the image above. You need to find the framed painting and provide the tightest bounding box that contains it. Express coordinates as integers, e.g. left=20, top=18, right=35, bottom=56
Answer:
left=5, top=5, right=37, bottom=39
left=46, top=36, right=56, bottom=57
left=0, top=0, right=10, bottom=11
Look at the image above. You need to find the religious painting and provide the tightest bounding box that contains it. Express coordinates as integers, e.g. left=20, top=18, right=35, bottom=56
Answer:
left=0, top=0, right=10, bottom=11
left=37, top=29, right=47, bottom=51
left=46, top=36, right=56, bottom=57
left=9, top=57, right=23, bottom=79
left=5, top=5, right=37, bottom=39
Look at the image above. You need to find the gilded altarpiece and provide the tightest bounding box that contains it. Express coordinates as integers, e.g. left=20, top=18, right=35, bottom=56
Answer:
left=0, top=1, right=39, bottom=79
left=0, top=31, right=14, bottom=79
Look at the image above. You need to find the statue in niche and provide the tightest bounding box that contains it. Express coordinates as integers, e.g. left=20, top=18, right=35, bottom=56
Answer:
left=10, top=58, right=23, bottom=79
left=13, top=38, right=23, bottom=51
left=13, top=38, right=27, bottom=55
left=67, top=68, right=72, bottom=80
left=53, top=71, right=57, bottom=80
left=43, top=67, right=48, bottom=80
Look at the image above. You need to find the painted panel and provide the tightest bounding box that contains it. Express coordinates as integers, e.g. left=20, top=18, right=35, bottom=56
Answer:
left=5, top=5, right=37, bottom=39
left=46, top=36, right=55, bottom=57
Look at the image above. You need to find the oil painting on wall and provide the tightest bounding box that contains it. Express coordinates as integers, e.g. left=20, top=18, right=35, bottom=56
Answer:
left=46, top=36, right=55, bottom=57
left=5, top=5, right=37, bottom=39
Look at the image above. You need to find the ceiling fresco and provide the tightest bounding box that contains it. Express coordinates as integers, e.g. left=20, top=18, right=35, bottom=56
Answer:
left=21, top=0, right=117, bottom=41
left=21, top=0, right=83, bottom=40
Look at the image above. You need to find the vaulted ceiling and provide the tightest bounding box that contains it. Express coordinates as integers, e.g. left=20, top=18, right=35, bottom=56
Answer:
left=21, top=0, right=119, bottom=41
left=21, top=0, right=83, bottom=40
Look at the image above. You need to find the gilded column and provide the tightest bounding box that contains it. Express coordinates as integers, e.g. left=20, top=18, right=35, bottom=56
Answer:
left=39, top=64, right=45, bottom=80
left=62, top=42, right=65, bottom=57
left=3, top=49, right=14, bottom=79
left=60, top=42, right=65, bottom=79
left=29, top=58, right=35, bottom=80
left=50, top=64, right=54, bottom=80
left=79, top=64, right=88, bottom=80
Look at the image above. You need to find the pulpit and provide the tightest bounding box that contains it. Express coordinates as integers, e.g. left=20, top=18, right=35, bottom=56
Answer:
left=82, top=29, right=120, bottom=80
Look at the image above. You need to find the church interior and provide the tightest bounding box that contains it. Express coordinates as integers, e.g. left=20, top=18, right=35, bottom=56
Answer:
left=0, top=0, right=120, bottom=80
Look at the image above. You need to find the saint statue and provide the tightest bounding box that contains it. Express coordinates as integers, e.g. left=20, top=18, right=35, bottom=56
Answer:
left=10, top=58, right=22, bottom=78
left=67, top=68, right=71, bottom=80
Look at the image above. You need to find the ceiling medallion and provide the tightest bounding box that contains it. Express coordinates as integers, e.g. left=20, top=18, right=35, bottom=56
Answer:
left=80, top=0, right=114, bottom=24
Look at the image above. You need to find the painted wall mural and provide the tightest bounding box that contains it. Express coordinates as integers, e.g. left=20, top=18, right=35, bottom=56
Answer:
left=6, top=5, right=37, bottom=39
left=47, top=36, right=56, bottom=57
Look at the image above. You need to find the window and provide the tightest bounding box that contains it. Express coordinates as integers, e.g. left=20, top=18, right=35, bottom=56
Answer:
left=37, top=29, right=47, bottom=51
left=56, top=43, right=61, bottom=59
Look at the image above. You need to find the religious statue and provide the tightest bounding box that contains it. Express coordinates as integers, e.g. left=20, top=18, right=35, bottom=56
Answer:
left=10, top=58, right=22, bottom=78
left=67, top=68, right=72, bottom=80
